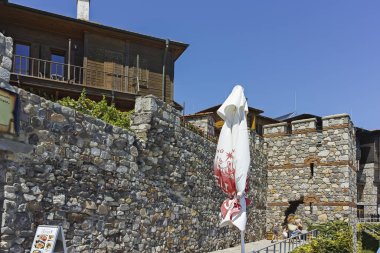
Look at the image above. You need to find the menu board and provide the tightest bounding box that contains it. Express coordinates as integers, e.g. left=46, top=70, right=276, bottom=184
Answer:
left=0, top=88, right=18, bottom=134
left=30, top=225, right=67, bottom=253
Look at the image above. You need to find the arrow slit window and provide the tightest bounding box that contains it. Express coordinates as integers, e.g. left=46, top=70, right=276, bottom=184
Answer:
left=310, top=163, right=314, bottom=178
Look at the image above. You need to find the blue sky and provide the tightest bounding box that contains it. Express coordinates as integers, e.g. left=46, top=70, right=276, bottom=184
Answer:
left=10, top=0, right=380, bottom=130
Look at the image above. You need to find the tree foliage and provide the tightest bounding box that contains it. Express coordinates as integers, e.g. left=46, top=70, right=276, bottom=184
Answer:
left=292, top=221, right=353, bottom=253
left=58, top=89, right=133, bottom=129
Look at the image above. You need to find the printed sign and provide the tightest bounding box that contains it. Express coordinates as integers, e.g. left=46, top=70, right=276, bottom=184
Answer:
left=0, top=88, right=18, bottom=134
left=30, top=225, right=67, bottom=253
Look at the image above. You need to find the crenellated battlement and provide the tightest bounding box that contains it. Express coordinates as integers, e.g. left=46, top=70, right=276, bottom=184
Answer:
left=291, top=118, right=318, bottom=133
left=322, top=113, right=352, bottom=129
left=263, top=122, right=288, bottom=136
left=263, top=113, right=353, bottom=137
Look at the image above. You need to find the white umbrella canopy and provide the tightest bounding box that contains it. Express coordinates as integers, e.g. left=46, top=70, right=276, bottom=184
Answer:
left=214, top=85, right=251, bottom=252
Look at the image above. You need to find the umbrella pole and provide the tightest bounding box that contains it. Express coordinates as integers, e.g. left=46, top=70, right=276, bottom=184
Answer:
left=241, top=230, right=245, bottom=253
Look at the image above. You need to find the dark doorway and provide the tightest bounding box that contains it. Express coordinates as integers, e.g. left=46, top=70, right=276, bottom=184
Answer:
left=357, top=205, right=364, bottom=218
left=284, top=198, right=304, bottom=224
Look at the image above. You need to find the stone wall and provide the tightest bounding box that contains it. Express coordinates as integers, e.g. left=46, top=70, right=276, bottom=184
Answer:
left=356, top=130, right=380, bottom=218
left=131, top=96, right=268, bottom=248
left=358, top=163, right=378, bottom=215
left=0, top=32, right=13, bottom=83
left=0, top=88, right=267, bottom=252
left=263, top=114, right=357, bottom=230
left=0, top=88, right=138, bottom=253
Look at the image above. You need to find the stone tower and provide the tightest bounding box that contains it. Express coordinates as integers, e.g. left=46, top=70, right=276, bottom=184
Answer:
left=263, top=114, right=357, bottom=230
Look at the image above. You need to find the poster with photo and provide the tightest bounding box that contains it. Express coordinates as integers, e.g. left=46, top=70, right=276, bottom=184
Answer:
left=0, top=88, right=19, bottom=135
left=30, top=225, right=66, bottom=253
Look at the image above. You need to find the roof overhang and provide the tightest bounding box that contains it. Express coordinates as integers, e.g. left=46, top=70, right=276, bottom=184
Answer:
left=2, top=1, right=188, bottom=60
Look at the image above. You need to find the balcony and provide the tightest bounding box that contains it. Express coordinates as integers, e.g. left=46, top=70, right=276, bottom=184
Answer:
left=10, top=55, right=139, bottom=106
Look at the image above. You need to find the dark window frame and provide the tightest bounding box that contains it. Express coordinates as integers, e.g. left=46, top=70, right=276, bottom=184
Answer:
left=50, top=49, right=66, bottom=80
left=14, top=42, right=31, bottom=75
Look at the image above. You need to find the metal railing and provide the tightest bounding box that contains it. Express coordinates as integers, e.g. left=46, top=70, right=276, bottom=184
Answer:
left=363, top=224, right=380, bottom=236
left=11, top=55, right=136, bottom=94
left=251, top=230, right=318, bottom=253
left=359, top=217, right=380, bottom=223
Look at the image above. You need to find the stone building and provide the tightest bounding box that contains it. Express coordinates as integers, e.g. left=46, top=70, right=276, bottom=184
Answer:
left=1, top=1, right=380, bottom=251
left=356, top=129, right=380, bottom=218
left=263, top=114, right=358, bottom=229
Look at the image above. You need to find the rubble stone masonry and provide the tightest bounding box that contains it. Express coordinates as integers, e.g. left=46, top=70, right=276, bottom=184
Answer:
left=263, top=114, right=357, bottom=230
left=1, top=30, right=368, bottom=252
left=0, top=32, right=13, bottom=83
left=0, top=90, right=268, bottom=253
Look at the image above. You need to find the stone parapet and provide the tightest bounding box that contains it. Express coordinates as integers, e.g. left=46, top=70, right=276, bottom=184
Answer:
left=291, top=118, right=317, bottom=133
left=263, top=122, right=288, bottom=136
left=264, top=114, right=354, bottom=139
left=1, top=89, right=268, bottom=252
left=132, top=95, right=181, bottom=142
left=322, top=113, right=351, bottom=129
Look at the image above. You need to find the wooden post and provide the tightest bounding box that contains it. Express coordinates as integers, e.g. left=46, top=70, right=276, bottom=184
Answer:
left=68, top=39, right=71, bottom=82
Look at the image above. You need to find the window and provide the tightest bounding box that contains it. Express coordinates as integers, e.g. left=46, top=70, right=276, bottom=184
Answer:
left=358, top=185, right=365, bottom=202
left=287, top=123, right=292, bottom=134
left=14, top=43, right=30, bottom=75
left=361, top=145, right=374, bottom=164
left=133, top=54, right=149, bottom=89
left=309, top=203, right=313, bottom=214
left=255, top=123, right=263, bottom=135
left=310, top=163, right=314, bottom=178
left=51, top=52, right=65, bottom=80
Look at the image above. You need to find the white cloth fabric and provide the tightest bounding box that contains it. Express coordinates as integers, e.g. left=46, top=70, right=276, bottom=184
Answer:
left=214, top=85, right=250, bottom=232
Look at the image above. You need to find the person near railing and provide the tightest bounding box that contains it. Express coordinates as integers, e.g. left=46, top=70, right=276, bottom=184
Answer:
left=295, top=215, right=303, bottom=230
left=271, top=223, right=281, bottom=243
left=295, top=215, right=308, bottom=241
left=282, top=225, right=288, bottom=239
left=287, top=215, right=302, bottom=238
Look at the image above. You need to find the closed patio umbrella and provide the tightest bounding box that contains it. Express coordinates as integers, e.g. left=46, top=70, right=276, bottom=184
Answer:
left=214, top=85, right=251, bottom=253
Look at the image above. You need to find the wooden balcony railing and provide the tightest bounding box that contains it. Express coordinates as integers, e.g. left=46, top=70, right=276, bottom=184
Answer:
left=11, top=55, right=137, bottom=94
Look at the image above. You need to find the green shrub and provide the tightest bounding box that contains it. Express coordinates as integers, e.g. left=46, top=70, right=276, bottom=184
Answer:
left=58, top=89, right=133, bottom=129
left=357, top=223, right=380, bottom=253
left=292, top=221, right=353, bottom=253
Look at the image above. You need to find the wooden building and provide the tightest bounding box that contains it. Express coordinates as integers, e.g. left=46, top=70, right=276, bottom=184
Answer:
left=0, top=0, right=188, bottom=110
